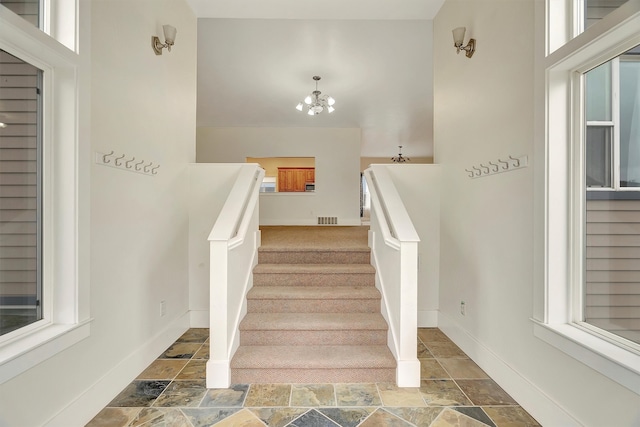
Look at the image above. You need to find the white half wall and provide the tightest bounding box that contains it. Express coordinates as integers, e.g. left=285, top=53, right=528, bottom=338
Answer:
left=434, top=0, right=640, bottom=426
left=196, top=127, right=362, bottom=225
left=0, top=1, right=197, bottom=426
left=383, top=164, right=441, bottom=327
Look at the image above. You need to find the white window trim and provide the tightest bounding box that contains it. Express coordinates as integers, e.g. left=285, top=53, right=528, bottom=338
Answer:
left=536, top=0, right=640, bottom=396
left=0, top=4, right=90, bottom=384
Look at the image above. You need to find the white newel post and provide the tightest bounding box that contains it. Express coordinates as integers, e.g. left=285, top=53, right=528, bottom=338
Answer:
left=207, top=240, right=230, bottom=388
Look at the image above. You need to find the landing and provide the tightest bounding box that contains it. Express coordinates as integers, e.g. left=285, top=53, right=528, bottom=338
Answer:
left=260, top=226, right=369, bottom=251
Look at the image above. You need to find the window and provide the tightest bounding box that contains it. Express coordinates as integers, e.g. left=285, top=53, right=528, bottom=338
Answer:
left=0, top=49, right=43, bottom=337
left=535, top=0, right=640, bottom=395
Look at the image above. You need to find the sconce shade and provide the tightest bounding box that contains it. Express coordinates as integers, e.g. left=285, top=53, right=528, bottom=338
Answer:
left=163, top=25, right=177, bottom=44
left=452, top=27, right=466, bottom=46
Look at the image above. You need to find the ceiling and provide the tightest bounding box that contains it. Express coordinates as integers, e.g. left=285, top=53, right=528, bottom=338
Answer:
left=187, top=0, right=445, bottom=158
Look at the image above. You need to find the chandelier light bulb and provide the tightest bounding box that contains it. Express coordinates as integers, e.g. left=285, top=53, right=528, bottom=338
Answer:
left=304, top=95, right=312, bottom=105
left=327, top=96, right=335, bottom=106
left=296, top=103, right=303, bottom=111
left=307, top=109, right=315, bottom=116
left=328, top=106, right=335, bottom=113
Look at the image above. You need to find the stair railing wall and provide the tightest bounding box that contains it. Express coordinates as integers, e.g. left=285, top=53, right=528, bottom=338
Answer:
left=365, top=165, right=421, bottom=387
left=207, top=164, right=265, bottom=388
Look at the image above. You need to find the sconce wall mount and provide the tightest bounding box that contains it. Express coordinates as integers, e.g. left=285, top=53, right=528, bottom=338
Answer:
left=452, top=26, right=475, bottom=58
left=152, top=24, right=177, bottom=55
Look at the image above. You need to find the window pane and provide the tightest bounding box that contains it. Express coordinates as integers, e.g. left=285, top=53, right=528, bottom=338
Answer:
left=0, top=0, right=40, bottom=28
left=0, top=49, right=42, bottom=336
left=619, top=56, right=640, bottom=188
left=586, top=61, right=612, bottom=122
left=584, top=0, right=629, bottom=30
left=585, top=126, right=612, bottom=188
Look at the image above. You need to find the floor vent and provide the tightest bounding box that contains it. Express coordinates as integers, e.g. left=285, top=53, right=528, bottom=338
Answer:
left=317, top=216, right=338, bottom=225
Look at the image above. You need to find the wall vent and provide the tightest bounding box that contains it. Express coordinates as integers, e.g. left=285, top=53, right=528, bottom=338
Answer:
left=317, top=216, right=338, bottom=225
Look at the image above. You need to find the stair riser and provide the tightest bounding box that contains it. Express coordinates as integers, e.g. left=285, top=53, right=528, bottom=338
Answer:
left=253, top=273, right=375, bottom=287
left=259, top=251, right=370, bottom=265
left=239, top=330, right=387, bottom=346
left=231, top=368, right=395, bottom=384
left=247, top=299, right=380, bottom=313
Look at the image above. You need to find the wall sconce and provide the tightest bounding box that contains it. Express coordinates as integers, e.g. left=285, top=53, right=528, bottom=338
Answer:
left=452, top=27, right=475, bottom=58
left=152, top=25, right=177, bottom=55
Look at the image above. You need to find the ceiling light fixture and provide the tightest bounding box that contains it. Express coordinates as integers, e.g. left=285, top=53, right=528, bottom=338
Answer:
left=452, top=27, right=475, bottom=58
left=152, top=24, right=177, bottom=55
left=391, top=145, right=410, bottom=163
left=296, top=76, right=335, bottom=116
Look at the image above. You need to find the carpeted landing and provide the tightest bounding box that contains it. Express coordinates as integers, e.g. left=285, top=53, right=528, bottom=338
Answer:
left=231, top=226, right=396, bottom=384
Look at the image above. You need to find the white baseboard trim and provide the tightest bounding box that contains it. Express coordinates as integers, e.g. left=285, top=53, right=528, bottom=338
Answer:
left=418, top=310, right=438, bottom=327
left=206, top=359, right=231, bottom=389
left=396, top=359, right=421, bottom=387
left=438, top=313, right=581, bottom=427
left=190, top=309, right=209, bottom=328
left=45, top=312, right=190, bottom=427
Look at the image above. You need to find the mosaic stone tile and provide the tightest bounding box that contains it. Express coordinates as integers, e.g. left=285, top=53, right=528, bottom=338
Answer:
left=108, top=380, right=171, bottom=407
left=483, top=406, right=541, bottom=426
left=291, top=384, right=335, bottom=407
left=181, top=408, right=240, bottom=427
left=431, top=407, right=489, bottom=427
left=455, top=407, right=496, bottom=427
left=208, top=408, right=264, bottom=426
left=128, top=407, right=189, bottom=426
left=289, top=409, right=340, bottom=427
left=423, top=341, right=468, bottom=358
left=175, top=360, right=206, bottom=380
left=438, top=358, right=489, bottom=379
left=136, top=360, right=188, bottom=380
left=176, top=328, right=209, bottom=343
left=420, top=358, right=450, bottom=380
left=359, top=408, right=414, bottom=426
left=85, top=407, right=140, bottom=427
left=201, top=384, right=249, bottom=407
left=377, top=382, right=426, bottom=407
left=418, top=328, right=451, bottom=343
left=152, top=380, right=207, bottom=407
left=456, top=379, right=518, bottom=406
left=250, top=407, right=309, bottom=427
left=318, top=407, right=374, bottom=427
left=385, top=407, right=443, bottom=426
left=159, top=342, right=202, bottom=359
left=417, top=341, right=432, bottom=358
left=244, top=384, right=291, bottom=407
left=193, top=343, right=209, bottom=359
left=335, top=383, right=381, bottom=406
left=419, top=380, right=472, bottom=406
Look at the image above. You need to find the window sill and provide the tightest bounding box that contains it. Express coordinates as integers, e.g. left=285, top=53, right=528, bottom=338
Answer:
left=532, top=319, right=640, bottom=395
left=0, top=319, right=91, bottom=384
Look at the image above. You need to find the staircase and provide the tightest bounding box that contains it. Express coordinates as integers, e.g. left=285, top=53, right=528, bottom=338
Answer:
left=230, top=226, right=396, bottom=383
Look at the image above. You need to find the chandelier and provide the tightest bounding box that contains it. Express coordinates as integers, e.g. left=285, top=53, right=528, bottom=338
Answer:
left=391, top=145, right=411, bottom=163
left=296, top=76, right=335, bottom=116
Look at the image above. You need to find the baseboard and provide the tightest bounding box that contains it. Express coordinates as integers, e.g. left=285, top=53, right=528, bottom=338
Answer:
left=190, top=309, right=209, bottom=327
left=418, top=310, right=438, bottom=327
left=438, top=312, right=581, bottom=427
left=45, top=312, right=190, bottom=427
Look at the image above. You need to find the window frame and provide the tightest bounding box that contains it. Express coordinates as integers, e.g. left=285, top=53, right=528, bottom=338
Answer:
left=535, top=0, right=640, bottom=396
left=0, top=3, right=90, bottom=384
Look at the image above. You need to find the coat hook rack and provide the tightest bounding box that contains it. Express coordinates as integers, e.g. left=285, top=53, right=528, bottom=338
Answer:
left=95, top=151, right=159, bottom=177
left=466, top=154, right=528, bottom=179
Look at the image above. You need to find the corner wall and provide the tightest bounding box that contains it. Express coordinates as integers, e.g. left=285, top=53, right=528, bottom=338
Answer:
left=197, top=127, right=361, bottom=225
left=0, top=1, right=197, bottom=425
left=434, top=0, right=640, bottom=425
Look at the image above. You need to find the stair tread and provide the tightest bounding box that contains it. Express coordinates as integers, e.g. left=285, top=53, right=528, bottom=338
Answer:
left=232, top=345, right=396, bottom=369
left=254, top=264, right=375, bottom=274
left=240, top=313, right=388, bottom=330
left=247, top=286, right=380, bottom=300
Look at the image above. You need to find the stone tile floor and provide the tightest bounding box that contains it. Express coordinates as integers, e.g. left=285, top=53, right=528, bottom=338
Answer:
left=86, top=328, right=540, bottom=426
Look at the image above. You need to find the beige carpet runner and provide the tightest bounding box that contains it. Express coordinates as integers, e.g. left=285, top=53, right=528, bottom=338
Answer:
left=230, top=226, right=396, bottom=383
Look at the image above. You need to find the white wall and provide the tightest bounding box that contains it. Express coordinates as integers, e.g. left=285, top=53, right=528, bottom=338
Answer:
left=383, top=165, right=440, bottom=326
left=434, top=1, right=640, bottom=426
left=197, top=127, right=362, bottom=225
left=0, top=1, right=197, bottom=425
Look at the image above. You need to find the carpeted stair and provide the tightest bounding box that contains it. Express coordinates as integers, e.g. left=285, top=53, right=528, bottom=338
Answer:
left=230, top=226, right=396, bottom=383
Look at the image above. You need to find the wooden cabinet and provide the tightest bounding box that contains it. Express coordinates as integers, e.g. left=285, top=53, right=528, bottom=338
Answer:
left=278, top=167, right=315, bottom=192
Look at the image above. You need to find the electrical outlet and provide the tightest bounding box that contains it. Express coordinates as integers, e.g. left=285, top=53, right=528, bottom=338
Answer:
left=460, top=301, right=466, bottom=316
left=160, top=300, right=166, bottom=317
